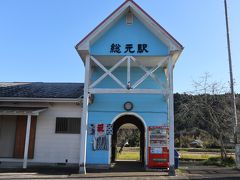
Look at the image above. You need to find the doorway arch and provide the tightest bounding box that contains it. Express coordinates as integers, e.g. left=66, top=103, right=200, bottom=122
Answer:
left=111, top=113, right=146, bottom=165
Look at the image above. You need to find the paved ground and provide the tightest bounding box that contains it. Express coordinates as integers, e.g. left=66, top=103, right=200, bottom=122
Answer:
left=181, top=165, right=240, bottom=180
left=0, top=161, right=240, bottom=179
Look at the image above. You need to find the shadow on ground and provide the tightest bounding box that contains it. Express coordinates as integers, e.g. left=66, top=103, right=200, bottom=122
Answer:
left=0, top=161, right=170, bottom=179
left=0, top=166, right=78, bottom=175
left=87, top=161, right=146, bottom=173
left=1, top=161, right=240, bottom=179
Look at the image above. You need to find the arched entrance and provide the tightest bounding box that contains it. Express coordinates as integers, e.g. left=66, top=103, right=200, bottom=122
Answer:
left=111, top=114, right=145, bottom=165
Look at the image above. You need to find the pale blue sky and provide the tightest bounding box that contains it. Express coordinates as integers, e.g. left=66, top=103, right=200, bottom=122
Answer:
left=0, top=0, right=239, bottom=93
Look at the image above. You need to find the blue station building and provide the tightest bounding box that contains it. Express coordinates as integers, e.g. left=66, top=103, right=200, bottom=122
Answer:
left=75, top=0, right=183, bottom=174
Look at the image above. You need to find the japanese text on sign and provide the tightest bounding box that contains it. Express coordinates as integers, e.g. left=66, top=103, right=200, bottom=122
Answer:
left=110, top=43, right=149, bottom=54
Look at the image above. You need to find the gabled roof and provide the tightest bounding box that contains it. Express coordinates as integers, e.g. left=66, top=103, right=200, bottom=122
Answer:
left=75, top=0, right=183, bottom=60
left=0, top=82, right=84, bottom=99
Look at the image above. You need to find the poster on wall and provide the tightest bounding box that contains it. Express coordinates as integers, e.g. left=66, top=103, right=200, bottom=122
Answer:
left=88, top=124, right=113, bottom=151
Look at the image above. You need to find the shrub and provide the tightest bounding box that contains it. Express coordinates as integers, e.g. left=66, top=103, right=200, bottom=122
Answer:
left=222, top=156, right=235, bottom=167
left=203, top=157, right=221, bottom=166
left=203, top=156, right=235, bottom=167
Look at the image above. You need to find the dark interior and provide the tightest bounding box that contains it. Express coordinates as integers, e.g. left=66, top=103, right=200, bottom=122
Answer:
left=111, top=115, right=145, bottom=165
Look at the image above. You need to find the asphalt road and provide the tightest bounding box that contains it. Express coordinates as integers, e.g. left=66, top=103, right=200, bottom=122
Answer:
left=0, top=161, right=240, bottom=179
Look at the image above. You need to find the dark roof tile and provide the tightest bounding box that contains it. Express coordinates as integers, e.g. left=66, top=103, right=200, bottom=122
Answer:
left=0, top=82, right=84, bottom=99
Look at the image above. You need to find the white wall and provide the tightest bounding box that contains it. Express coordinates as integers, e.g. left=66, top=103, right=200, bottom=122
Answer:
left=31, top=103, right=82, bottom=164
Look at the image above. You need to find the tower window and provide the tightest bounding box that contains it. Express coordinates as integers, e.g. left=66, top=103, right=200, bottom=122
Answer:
left=126, top=11, right=133, bottom=25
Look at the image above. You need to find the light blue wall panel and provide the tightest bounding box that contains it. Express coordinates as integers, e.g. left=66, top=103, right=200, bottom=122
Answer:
left=89, top=94, right=167, bottom=113
left=87, top=65, right=168, bottom=165
left=87, top=81, right=168, bottom=165
left=138, top=112, right=168, bottom=126
left=86, top=111, right=168, bottom=165
left=90, top=15, right=168, bottom=56
left=86, top=112, right=117, bottom=165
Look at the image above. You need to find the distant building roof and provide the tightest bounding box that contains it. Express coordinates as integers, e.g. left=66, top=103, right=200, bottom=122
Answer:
left=0, top=82, right=84, bottom=99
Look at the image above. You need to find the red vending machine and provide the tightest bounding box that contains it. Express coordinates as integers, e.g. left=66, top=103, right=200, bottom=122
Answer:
left=148, top=126, right=169, bottom=169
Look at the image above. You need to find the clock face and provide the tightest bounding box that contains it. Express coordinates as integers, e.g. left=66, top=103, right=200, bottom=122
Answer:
left=124, top=101, right=133, bottom=111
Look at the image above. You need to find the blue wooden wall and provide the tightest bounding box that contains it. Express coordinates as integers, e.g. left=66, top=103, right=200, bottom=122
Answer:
left=86, top=13, right=169, bottom=165
left=90, top=15, right=168, bottom=56
left=86, top=68, right=168, bottom=165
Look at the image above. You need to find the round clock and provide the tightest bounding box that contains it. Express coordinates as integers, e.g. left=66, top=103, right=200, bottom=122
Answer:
left=124, top=101, right=133, bottom=111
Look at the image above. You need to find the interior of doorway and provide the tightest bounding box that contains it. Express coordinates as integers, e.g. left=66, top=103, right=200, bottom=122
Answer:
left=111, top=115, right=145, bottom=166
left=116, top=123, right=140, bottom=161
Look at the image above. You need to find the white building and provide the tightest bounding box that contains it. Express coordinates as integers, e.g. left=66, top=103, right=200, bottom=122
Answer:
left=0, top=83, right=84, bottom=167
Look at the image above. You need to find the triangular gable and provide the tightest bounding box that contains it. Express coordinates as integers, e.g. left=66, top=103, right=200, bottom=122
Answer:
left=90, top=15, right=169, bottom=56
left=75, top=0, right=183, bottom=60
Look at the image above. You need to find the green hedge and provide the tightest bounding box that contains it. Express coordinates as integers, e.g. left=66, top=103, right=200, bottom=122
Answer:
left=203, top=156, right=235, bottom=167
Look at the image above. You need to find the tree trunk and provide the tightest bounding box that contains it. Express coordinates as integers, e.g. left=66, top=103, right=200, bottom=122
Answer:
left=219, top=133, right=227, bottom=160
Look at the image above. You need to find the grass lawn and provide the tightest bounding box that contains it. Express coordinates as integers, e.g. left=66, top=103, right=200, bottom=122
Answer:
left=116, top=147, right=233, bottom=161
left=116, top=147, right=140, bottom=160
left=117, top=150, right=221, bottom=161
left=117, top=147, right=234, bottom=161
left=117, top=151, right=140, bottom=160
left=179, top=150, right=234, bottom=160
left=179, top=152, right=220, bottom=160
left=116, top=147, right=235, bottom=167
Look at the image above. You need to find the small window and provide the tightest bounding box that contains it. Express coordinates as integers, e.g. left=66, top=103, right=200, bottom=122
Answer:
left=55, top=117, right=81, bottom=134
left=126, top=11, right=133, bottom=25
